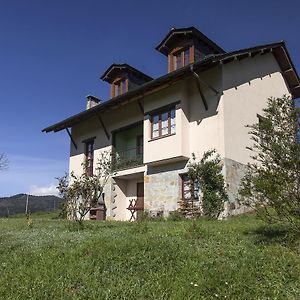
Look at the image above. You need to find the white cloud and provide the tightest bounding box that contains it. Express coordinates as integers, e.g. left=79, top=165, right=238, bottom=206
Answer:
left=28, top=184, right=59, bottom=196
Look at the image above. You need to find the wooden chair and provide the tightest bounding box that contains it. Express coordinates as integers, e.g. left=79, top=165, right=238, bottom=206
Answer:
left=127, top=198, right=144, bottom=221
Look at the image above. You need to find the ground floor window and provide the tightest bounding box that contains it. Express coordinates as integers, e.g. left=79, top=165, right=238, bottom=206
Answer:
left=181, top=174, right=199, bottom=200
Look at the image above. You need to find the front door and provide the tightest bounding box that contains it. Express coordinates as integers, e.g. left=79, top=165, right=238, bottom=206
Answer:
left=136, top=182, right=144, bottom=219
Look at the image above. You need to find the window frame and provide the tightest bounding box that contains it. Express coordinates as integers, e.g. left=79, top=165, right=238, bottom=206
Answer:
left=83, top=138, right=95, bottom=176
left=257, top=113, right=270, bottom=147
left=150, top=107, right=176, bottom=140
left=181, top=174, right=199, bottom=201
left=112, top=78, right=127, bottom=97
left=172, top=47, right=191, bottom=71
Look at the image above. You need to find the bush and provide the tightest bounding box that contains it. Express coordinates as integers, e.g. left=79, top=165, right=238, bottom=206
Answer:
left=187, top=150, right=228, bottom=219
left=58, top=201, right=68, bottom=219
left=239, top=96, right=300, bottom=232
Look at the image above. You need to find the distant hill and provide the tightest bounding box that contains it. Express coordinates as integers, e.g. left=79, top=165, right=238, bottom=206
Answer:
left=0, top=194, right=63, bottom=217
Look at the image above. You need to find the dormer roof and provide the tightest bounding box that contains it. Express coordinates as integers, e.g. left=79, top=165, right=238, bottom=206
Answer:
left=43, top=41, right=300, bottom=134
left=100, top=63, right=153, bottom=84
left=156, top=26, right=225, bottom=56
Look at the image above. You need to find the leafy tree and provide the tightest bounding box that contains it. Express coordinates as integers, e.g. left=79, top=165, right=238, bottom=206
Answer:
left=186, top=150, right=228, bottom=218
left=57, top=151, right=113, bottom=226
left=0, top=154, right=8, bottom=170
left=239, top=95, right=300, bottom=232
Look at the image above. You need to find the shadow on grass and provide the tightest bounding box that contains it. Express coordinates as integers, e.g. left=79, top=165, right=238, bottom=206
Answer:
left=244, top=224, right=300, bottom=250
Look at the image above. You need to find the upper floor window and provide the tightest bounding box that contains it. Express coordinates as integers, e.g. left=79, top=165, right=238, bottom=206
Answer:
left=84, top=139, right=94, bottom=176
left=151, top=108, right=176, bottom=139
left=113, top=78, right=127, bottom=97
left=173, top=48, right=190, bottom=70
left=257, top=114, right=271, bottom=147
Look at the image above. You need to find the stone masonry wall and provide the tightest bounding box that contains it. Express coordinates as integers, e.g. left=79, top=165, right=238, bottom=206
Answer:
left=144, top=162, right=186, bottom=217
left=223, top=158, right=252, bottom=217
left=102, top=158, right=252, bottom=220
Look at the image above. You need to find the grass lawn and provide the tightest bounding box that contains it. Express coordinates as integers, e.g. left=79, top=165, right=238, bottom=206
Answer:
left=0, top=212, right=299, bottom=300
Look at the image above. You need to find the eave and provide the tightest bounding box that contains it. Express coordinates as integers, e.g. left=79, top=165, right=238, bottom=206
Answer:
left=43, top=64, right=195, bottom=133
left=155, top=26, right=225, bottom=56
left=42, top=41, right=300, bottom=133
left=100, top=63, right=153, bottom=83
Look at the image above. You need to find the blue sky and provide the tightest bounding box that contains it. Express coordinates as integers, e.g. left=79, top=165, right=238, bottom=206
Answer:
left=0, top=0, right=299, bottom=196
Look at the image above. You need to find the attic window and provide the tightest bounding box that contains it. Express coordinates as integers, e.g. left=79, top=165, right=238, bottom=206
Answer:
left=172, top=47, right=191, bottom=71
left=113, top=78, right=127, bottom=97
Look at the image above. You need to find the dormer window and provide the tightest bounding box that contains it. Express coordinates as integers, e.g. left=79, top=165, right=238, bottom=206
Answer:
left=100, top=64, right=153, bottom=99
left=155, top=27, right=225, bottom=73
left=113, top=78, right=127, bottom=97
left=173, top=48, right=191, bottom=70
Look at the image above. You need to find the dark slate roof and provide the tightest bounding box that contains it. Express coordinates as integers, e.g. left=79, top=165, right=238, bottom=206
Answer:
left=42, top=41, right=300, bottom=133
left=155, top=26, right=225, bottom=56
left=100, top=63, right=153, bottom=83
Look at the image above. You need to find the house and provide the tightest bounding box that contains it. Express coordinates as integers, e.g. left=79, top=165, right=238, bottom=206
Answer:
left=43, top=26, right=300, bottom=220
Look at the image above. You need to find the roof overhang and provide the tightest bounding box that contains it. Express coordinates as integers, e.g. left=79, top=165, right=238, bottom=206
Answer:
left=43, top=63, right=201, bottom=133
left=155, top=26, right=225, bottom=56
left=216, top=41, right=300, bottom=98
left=100, top=63, right=153, bottom=83
left=42, top=41, right=300, bottom=133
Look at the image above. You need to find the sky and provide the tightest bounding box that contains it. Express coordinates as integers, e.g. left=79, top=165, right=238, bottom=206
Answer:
left=0, top=0, right=299, bottom=197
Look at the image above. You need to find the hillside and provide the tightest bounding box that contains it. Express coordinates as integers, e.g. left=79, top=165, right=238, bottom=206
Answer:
left=0, top=213, right=299, bottom=299
left=0, top=194, right=63, bottom=217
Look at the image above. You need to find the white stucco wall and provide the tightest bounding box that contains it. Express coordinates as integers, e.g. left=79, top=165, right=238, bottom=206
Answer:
left=187, top=92, right=225, bottom=158
left=222, top=53, right=290, bottom=165
left=112, top=178, right=127, bottom=220
left=143, top=67, right=224, bottom=165
left=112, top=177, right=143, bottom=221
left=143, top=82, right=190, bottom=164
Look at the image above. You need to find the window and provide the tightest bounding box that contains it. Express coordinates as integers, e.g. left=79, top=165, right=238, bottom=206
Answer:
left=84, top=140, right=94, bottom=176
left=173, top=48, right=190, bottom=70
left=181, top=174, right=199, bottom=200
left=113, top=78, right=127, bottom=96
left=257, top=114, right=270, bottom=146
left=151, top=108, right=176, bottom=139
left=174, top=52, right=182, bottom=70
left=184, top=48, right=190, bottom=66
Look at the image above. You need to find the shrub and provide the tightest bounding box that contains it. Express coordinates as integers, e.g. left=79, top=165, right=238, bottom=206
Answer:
left=56, top=151, right=114, bottom=226
left=187, top=150, right=228, bottom=219
left=239, top=96, right=300, bottom=232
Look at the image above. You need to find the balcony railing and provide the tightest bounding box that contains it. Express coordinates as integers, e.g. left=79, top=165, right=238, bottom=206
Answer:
left=112, top=146, right=143, bottom=171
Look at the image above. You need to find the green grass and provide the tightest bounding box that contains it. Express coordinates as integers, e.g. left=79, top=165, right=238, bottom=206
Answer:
left=0, top=213, right=299, bottom=299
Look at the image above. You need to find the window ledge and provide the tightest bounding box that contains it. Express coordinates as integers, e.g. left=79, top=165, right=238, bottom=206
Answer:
left=149, top=133, right=175, bottom=142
